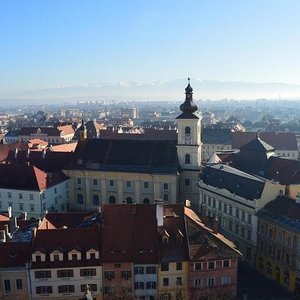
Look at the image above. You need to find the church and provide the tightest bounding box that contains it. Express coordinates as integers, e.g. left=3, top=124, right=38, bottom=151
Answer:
left=63, top=79, right=202, bottom=210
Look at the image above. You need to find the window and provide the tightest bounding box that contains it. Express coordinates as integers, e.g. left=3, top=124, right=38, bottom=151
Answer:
left=92, top=194, right=100, bottom=206
left=146, top=282, right=156, bottom=289
left=229, top=205, right=233, bottom=216
left=4, top=279, right=11, bottom=292
left=134, top=267, right=144, bottom=275
left=208, top=261, right=215, bottom=270
left=53, top=254, right=60, bottom=261
left=81, top=284, right=97, bottom=292
left=57, top=269, right=74, bottom=278
left=194, top=279, right=201, bottom=287
left=109, top=180, right=114, bottom=187
left=8, top=192, right=12, bottom=198
left=71, top=253, right=78, bottom=260
left=58, top=285, right=74, bottom=293
left=126, top=181, right=131, bottom=188
left=223, top=260, right=230, bottom=268
left=104, top=271, right=114, bottom=280
left=267, top=262, right=272, bottom=274
left=80, top=268, right=96, bottom=277
left=126, top=196, right=133, bottom=204
left=185, top=127, right=191, bottom=135
left=222, top=276, right=231, bottom=285
left=35, top=270, right=51, bottom=279
left=194, top=262, right=202, bottom=270
left=19, top=203, right=23, bottom=211
left=146, top=266, right=156, bottom=274
left=30, top=204, right=35, bottom=212
left=143, top=198, right=150, bottom=204
left=223, top=204, right=227, bottom=214
left=235, top=208, right=239, bottom=219
left=161, top=262, right=169, bottom=271
left=54, top=188, right=57, bottom=194
left=185, top=179, right=190, bottom=186
left=121, top=270, right=131, bottom=280
left=109, top=195, right=116, bottom=204
left=77, top=193, right=83, bottom=205
left=114, top=263, right=121, bottom=268
left=176, top=262, right=182, bottom=270
left=134, top=282, right=144, bottom=290
left=93, top=179, right=97, bottom=185
left=163, top=278, right=169, bottom=286
left=241, top=211, right=245, bottom=221
left=163, top=194, right=169, bottom=202
left=144, top=182, right=149, bottom=189
left=212, top=198, right=216, bottom=208
left=208, top=277, right=215, bottom=287
left=36, top=286, right=53, bottom=294
left=185, top=154, right=191, bottom=164
left=176, top=277, right=182, bottom=286
left=248, top=214, right=252, bottom=224
left=163, top=183, right=169, bottom=190
left=218, top=201, right=222, bottom=210
left=18, top=193, right=23, bottom=199
left=77, top=178, right=81, bottom=184
left=16, top=279, right=23, bottom=290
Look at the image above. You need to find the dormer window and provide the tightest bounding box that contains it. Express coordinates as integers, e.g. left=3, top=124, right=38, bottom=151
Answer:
left=32, top=251, right=46, bottom=262
left=163, top=236, right=169, bottom=244
left=68, top=249, right=81, bottom=261
left=50, top=250, right=63, bottom=262
left=86, top=248, right=99, bottom=260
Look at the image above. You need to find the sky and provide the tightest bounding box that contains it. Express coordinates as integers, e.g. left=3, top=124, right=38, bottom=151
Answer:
left=1, top=0, right=300, bottom=97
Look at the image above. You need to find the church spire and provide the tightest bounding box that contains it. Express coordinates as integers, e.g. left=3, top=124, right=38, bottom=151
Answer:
left=180, top=78, right=198, bottom=113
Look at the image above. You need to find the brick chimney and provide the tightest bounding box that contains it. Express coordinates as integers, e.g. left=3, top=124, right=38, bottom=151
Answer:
left=155, top=199, right=164, bottom=227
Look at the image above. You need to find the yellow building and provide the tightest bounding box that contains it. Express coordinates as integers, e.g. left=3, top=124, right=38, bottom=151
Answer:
left=158, top=261, right=189, bottom=300
left=64, top=80, right=202, bottom=207
left=256, top=196, right=300, bottom=297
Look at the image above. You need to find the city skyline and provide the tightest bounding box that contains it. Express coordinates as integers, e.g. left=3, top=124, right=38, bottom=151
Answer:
left=1, top=0, right=300, bottom=100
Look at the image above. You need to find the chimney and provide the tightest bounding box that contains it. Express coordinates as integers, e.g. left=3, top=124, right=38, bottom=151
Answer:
left=155, top=199, right=164, bottom=227
left=185, top=199, right=191, bottom=207
left=42, top=149, right=46, bottom=159
left=26, top=148, right=30, bottom=158
left=212, top=217, right=219, bottom=234
left=8, top=206, right=12, bottom=218
left=23, top=212, right=27, bottom=220
left=14, top=148, right=18, bottom=159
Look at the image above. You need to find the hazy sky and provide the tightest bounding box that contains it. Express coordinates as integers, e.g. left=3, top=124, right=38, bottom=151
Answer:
left=1, top=0, right=300, bottom=95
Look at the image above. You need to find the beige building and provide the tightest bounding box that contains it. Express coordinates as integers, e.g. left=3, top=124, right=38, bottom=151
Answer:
left=0, top=243, right=31, bottom=300
left=64, top=80, right=202, bottom=208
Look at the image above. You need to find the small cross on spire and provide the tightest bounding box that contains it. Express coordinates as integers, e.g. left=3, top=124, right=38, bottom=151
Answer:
left=188, top=77, right=190, bottom=84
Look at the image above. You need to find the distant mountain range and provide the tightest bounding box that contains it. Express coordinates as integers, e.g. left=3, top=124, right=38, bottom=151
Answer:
left=2, top=78, right=300, bottom=105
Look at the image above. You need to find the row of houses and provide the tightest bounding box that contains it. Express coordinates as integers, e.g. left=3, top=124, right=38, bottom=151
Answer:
left=0, top=204, right=241, bottom=300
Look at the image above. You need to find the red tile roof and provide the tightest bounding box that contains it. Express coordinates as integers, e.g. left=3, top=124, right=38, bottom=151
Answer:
left=232, top=132, right=298, bottom=151
left=32, top=226, right=101, bottom=268
left=102, top=204, right=159, bottom=264
left=0, top=164, right=68, bottom=191
left=42, top=212, right=95, bottom=229
left=159, top=205, right=189, bottom=262
left=0, top=242, right=31, bottom=267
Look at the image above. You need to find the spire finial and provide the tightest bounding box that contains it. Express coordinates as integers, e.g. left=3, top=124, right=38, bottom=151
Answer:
left=188, top=77, right=190, bottom=85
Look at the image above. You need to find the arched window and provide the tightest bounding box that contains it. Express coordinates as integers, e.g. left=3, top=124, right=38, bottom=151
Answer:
left=143, top=198, right=150, bottom=204
left=92, top=194, right=100, bottom=206
left=185, top=127, right=191, bottom=135
left=126, top=197, right=133, bottom=204
left=163, top=194, right=169, bottom=202
left=109, top=195, right=116, bottom=204
left=185, top=154, right=191, bottom=164
left=77, top=193, right=83, bottom=205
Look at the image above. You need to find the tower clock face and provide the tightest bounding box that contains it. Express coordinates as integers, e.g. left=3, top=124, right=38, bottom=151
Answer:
left=184, top=137, right=192, bottom=144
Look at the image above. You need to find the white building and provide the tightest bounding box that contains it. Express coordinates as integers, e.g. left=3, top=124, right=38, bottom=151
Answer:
left=30, top=226, right=102, bottom=300
left=0, top=164, right=70, bottom=218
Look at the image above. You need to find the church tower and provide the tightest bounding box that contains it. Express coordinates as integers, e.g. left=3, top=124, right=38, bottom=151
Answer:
left=176, top=78, right=202, bottom=203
